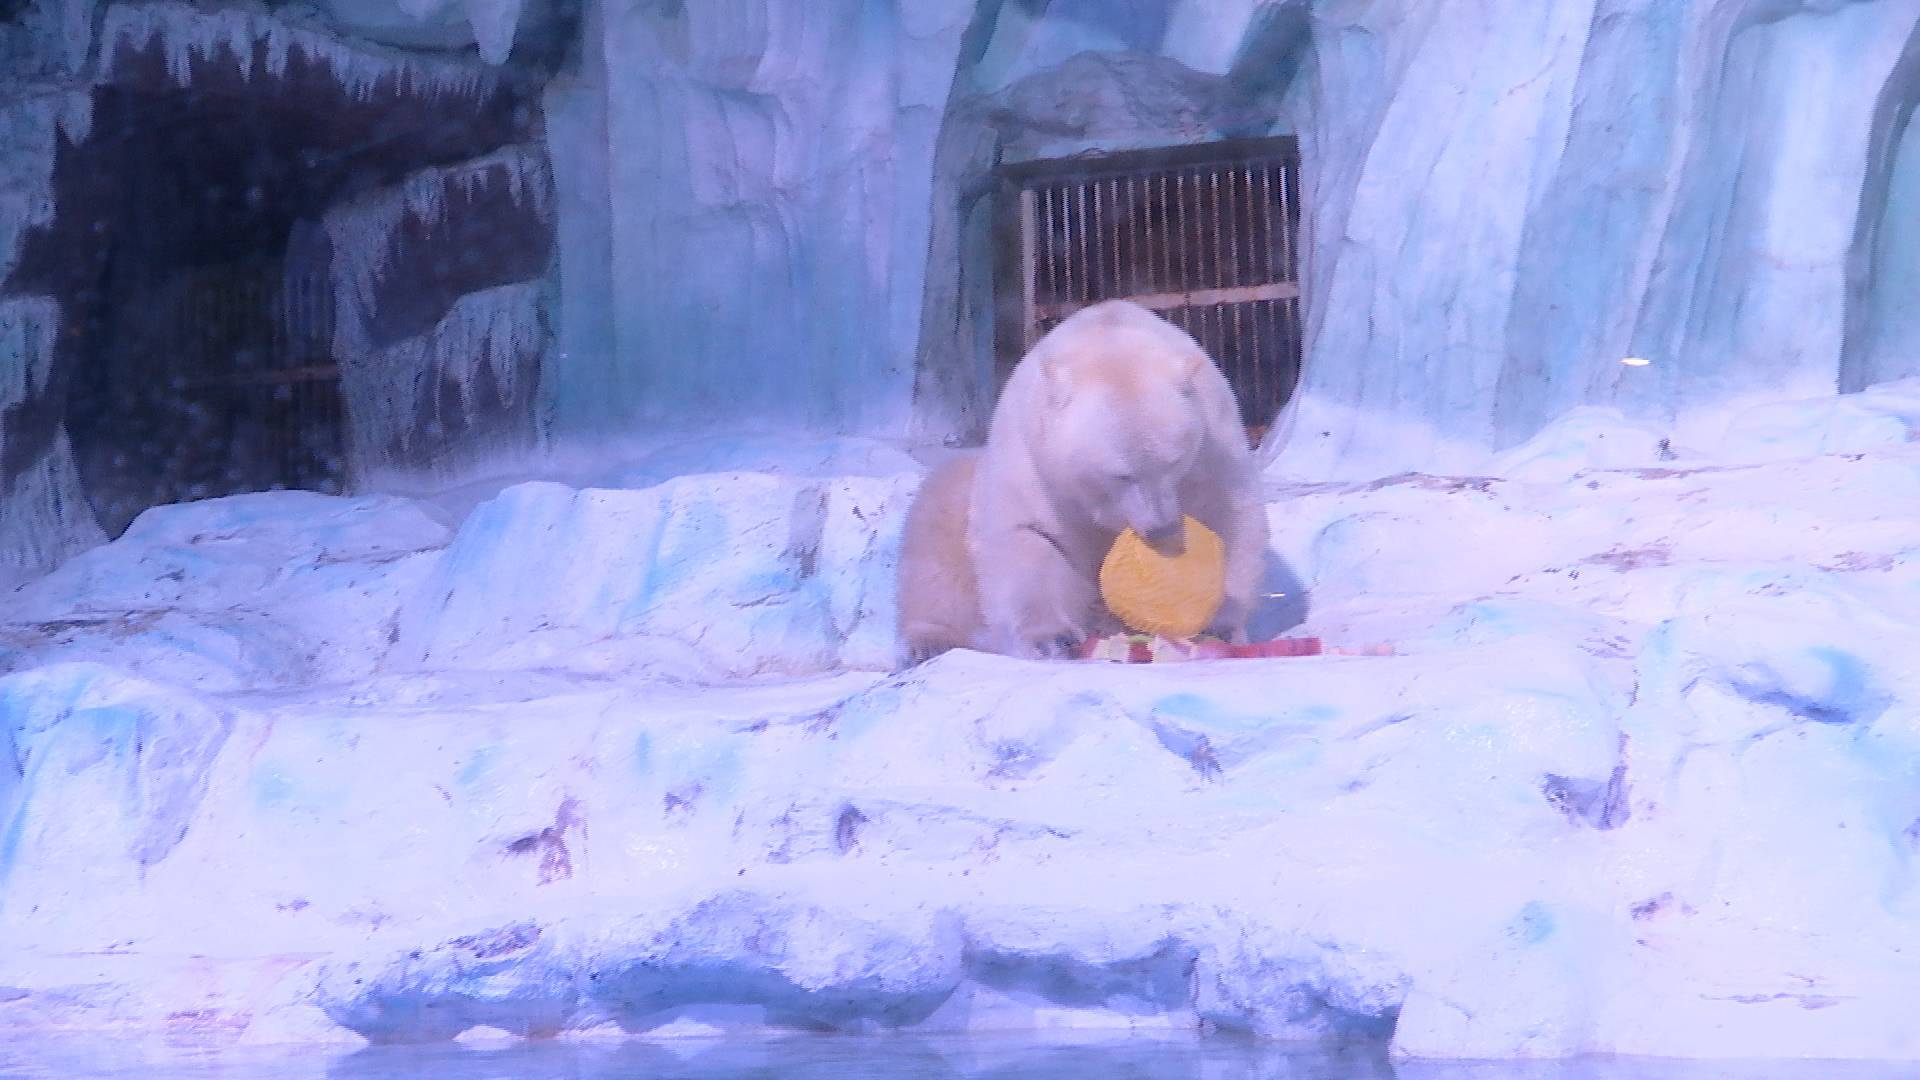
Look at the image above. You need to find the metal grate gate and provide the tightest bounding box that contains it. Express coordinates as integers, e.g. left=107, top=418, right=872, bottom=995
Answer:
left=169, top=255, right=345, bottom=498
left=993, top=137, right=1303, bottom=441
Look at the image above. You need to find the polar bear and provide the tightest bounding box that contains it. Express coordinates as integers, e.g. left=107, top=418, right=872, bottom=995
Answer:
left=896, top=299, right=1269, bottom=661
left=896, top=451, right=982, bottom=661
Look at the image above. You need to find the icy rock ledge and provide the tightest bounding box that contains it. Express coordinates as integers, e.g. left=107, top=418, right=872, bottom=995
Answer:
left=2, top=442, right=1920, bottom=1060
left=1, top=471, right=916, bottom=688
left=392, top=473, right=915, bottom=679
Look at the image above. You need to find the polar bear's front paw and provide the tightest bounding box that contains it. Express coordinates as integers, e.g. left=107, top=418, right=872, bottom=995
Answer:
left=1206, top=623, right=1251, bottom=646
left=1205, top=598, right=1252, bottom=644
left=1041, top=632, right=1085, bottom=660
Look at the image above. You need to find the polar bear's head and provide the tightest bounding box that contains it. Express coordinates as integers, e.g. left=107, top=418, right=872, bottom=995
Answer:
left=1030, top=302, right=1215, bottom=554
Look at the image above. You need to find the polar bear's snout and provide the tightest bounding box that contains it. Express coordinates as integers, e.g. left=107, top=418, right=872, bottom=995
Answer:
left=1134, top=515, right=1186, bottom=557
left=1118, top=485, right=1185, bottom=556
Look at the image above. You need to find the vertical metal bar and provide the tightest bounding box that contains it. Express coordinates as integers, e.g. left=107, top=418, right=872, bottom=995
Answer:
left=1227, top=166, right=1243, bottom=290
left=1091, top=179, right=1105, bottom=303
left=1278, top=296, right=1290, bottom=415
left=1077, top=179, right=1091, bottom=305
left=1125, top=174, right=1140, bottom=295
left=1100, top=174, right=1113, bottom=297
left=1106, top=176, right=1120, bottom=300
left=1157, top=173, right=1171, bottom=295
left=1019, top=187, right=1039, bottom=349
left=1075, top=179, right=1090, bottom=297
left=1260, top=162, right=1277, bottom=286
left=1134, top=174, right=1144, bottom=296
left=1278, top=160, right=1296, bottom=282
left=1281, top=158, right=1300, bottom=409
left=1167, top=169, right=1182, bottom=294
left=1259, top=163, right=1279, bottom=418
left=1244, top=269, right=1259, bottom=417
left=1229, top=167, right=1247, bottom=409
left=1128, top=174, right=1144, bottom=295
left=1059, top=184, right=1073, bottom=310
left=1104, top=176, right=1115, bottom=301
left=1051, top=185, right=1068, bottom=308
left=1036, top=185, right=1053, bottom=309
left=1210, top=170, right=1227, bottom=291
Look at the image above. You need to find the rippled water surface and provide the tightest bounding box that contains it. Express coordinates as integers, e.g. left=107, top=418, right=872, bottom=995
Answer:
left=4, top=1033, right=1915, bottom=1080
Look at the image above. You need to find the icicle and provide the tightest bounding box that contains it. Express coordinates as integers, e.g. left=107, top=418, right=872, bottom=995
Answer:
left=263, top=21, right=290, bottom=79
left=0, top=297, right=103, bottom=591
left=57, top=0, right=96, bottom=75
left=55, top=90, right=92, bottom=144
left=322, top=143, right=553, bottom=334
left=0, top=428, right=107, bottom=590
left=321, top=145, right=552, bottom=477
left=337, top=283, right=543, bottom=473
left=0, top=94, right=65, bottom=283
left=0, top=295, right=59, bottom=409
left=100, top=2, right=497, bottom=107
left=464, top=0, right=524, bottom=66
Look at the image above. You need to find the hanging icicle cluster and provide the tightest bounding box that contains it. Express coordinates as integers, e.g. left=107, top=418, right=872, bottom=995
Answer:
left=0, top=297, right=105, bottom=589
left=101, top=1, right=494, bottom=103
left=342, top=282, right=543, bottom=467
left=0, top=97, right=102, bottom=588
left=324, top=144, right=551, bottom=337
left=323, top=146, right=552, bottom=477
left=0, top=91, right=86, bottom=283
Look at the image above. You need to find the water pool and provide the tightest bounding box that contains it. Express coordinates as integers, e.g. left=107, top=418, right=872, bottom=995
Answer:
left=3, top=1033, right=1913, bottom=1079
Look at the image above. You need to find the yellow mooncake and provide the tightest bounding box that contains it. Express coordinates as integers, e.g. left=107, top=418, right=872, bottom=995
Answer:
left=1098, top=515, right=1226, bottom=639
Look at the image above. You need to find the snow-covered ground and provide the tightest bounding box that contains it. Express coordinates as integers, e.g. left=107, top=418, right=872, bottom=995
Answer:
left=4, top=385, right=1920, bottom=1063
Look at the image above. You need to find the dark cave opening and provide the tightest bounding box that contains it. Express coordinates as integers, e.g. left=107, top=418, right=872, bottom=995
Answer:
left=3, top=29, right=527, bottom=536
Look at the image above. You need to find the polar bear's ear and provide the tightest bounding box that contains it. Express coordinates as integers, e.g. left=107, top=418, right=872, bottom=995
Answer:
left=1180, top=351, right=1208, bottom=397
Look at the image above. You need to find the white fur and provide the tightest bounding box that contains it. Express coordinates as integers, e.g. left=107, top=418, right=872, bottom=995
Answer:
left=898, top=299, right=1269, bottom=662
left=896, top=452, right=983, bottom=661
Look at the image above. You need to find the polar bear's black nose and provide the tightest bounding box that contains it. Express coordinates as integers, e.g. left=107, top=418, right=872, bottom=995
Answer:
left=1140, top=520, right=1186, bottom=557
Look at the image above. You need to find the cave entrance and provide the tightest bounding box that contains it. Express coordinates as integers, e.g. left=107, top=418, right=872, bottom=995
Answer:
left=5, top=16, right=523, bottom=537
left=44, top=87, right=355, bottom=538
left=992, top=136, right=1304, bottom=444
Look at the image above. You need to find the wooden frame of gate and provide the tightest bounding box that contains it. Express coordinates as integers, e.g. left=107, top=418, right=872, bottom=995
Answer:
left=992, top=136, right=1304, bottom=440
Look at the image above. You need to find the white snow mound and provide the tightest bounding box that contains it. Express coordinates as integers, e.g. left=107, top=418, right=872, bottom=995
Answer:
left=3, top=429, right=1920, bottom=1062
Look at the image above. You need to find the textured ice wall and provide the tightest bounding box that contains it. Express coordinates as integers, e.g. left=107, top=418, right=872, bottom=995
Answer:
left=546, top=0, right=1920, bottom=476
left=1485, top=1, right=1920, bottom=457
left=1846, top=23, right=1920, bottom=392
left=1176, top=0, right=1920, bottom=477
left=548, top=1, right=978, bottom=439
left=537, top=0, right=618, bottom=440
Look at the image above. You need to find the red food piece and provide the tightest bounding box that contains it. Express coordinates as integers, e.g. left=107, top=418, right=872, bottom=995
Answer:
left=1185, top=638, right=1238, bottom=660
left=1231, top=637, right=1323, bottom=658
left=1078, top=634, right=1328, bottom=662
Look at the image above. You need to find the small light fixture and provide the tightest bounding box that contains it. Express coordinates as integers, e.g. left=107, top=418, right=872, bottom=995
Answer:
left=1620, top=356, right=1651, bottom=367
